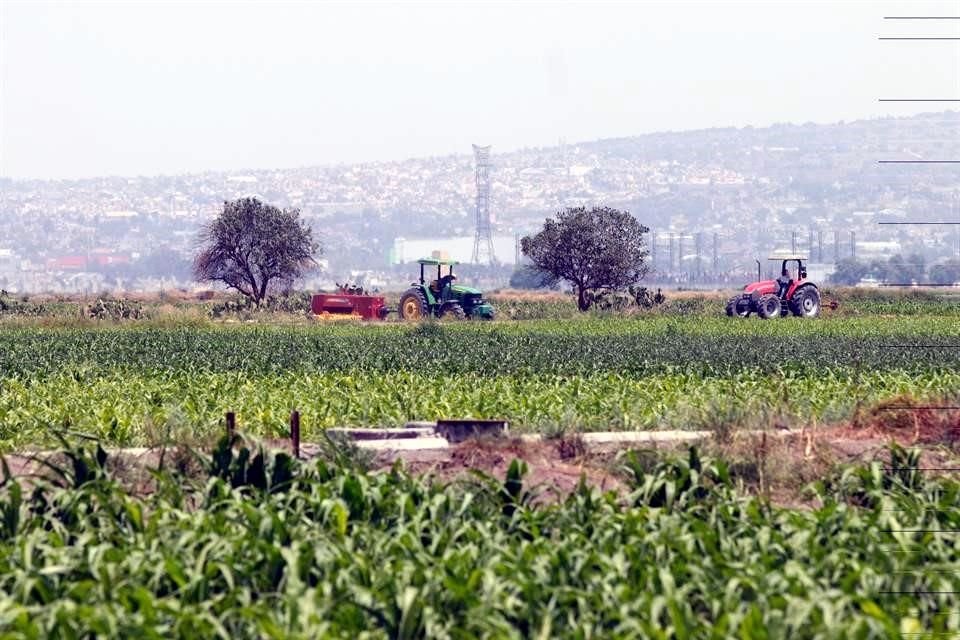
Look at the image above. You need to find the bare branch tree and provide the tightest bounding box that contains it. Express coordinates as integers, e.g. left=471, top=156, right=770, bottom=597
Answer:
left=194, top=198, right=319, bottom=305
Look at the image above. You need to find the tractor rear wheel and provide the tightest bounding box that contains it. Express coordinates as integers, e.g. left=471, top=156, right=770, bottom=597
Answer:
left=757, top=294, right=782, bottom=319
left=789, top=286, right=821, bottom=318
left=439, top=302, right=466, bottom=320
left=399, top=288, right=429, bottom=320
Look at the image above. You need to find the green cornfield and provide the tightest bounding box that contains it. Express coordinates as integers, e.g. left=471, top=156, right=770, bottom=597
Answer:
left=1, top=441, right=957, bottom=638
left=0, top=315, right=958, bottom=449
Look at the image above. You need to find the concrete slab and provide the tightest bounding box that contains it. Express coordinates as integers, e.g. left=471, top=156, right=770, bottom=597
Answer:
left=354, top=437, right=451, bottom=451
left=327, top=427, right=435, bottom=440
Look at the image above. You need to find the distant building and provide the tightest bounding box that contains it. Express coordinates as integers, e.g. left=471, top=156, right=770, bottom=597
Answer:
left=47, top=256, right=88, bottom=271
left=856, top=241, right=901, bottom=260
left=392, top=236, right=518, bottom=265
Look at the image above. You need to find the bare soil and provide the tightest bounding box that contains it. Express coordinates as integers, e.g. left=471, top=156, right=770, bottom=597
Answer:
left=4, top=420, right=959, bottom=509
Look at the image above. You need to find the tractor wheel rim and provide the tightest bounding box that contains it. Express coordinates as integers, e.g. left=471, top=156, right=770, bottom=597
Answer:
left=803, top=298, right=815, bottom=312
left=403, top=300, right=420, bottom=318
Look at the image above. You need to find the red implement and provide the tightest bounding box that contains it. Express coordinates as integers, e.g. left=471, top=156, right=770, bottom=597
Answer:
left=311, top=293, right=387, bottom=320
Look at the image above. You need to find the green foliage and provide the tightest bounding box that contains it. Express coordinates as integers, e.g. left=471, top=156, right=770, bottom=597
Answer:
left=831, top=254, right=941, bottom=286
left=587, top=285, right=666, bottom=311
left=208, top=433, right=295, bottom=494
left=86, top=298, right=144, bottom=321
left=930, top=258, right=960, bottom=285
left=1, top=442, right=958, bottom=637
left=208, top=291, right=314, bottom=318
left=0, top=291, right=48, bottom=317
left=507, top=265, right=559, bottom=290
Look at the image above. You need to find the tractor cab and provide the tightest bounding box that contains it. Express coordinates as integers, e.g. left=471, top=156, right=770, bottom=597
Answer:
left=768, top=255, right=808, bottom=299
left=416, top=257, right=459, bottom=301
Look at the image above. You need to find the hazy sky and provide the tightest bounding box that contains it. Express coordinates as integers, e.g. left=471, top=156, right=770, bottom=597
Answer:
left=2, top=1, right=958, bottom=179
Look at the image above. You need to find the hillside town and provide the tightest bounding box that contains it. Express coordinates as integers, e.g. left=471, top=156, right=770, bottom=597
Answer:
left=1, top=111, right=959, bottom=293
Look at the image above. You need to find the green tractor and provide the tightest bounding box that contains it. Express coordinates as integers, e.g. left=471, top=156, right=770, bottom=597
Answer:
left=399, top=257, right=495, bottom=320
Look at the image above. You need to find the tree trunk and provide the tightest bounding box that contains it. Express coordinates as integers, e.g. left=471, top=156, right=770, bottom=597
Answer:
left=576, top=285, right=591, bottom=311
left=256, top=277, right=270, bottom=307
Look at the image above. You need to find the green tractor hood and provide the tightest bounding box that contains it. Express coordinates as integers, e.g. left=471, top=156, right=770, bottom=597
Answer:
left=451, top=284, right=482, bottom=295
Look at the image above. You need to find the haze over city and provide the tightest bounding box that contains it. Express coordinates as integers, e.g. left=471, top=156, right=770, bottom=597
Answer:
left=2, top=0, right=958, bottom=180
left=1, top=1, right=959, bottom=295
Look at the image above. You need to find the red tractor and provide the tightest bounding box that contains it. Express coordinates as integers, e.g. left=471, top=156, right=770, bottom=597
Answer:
left=726, top=256, right=821, bottom=319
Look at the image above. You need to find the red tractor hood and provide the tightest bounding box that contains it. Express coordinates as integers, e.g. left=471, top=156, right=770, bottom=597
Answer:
left=743, top=279, right=778, bottom=296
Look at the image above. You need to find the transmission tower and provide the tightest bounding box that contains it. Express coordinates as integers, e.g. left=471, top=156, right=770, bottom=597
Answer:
left=471, top=144, right=496, bottom=264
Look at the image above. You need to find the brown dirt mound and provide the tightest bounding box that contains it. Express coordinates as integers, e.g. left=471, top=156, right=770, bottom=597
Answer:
left=851, top=395, right=960, bottom=445
left=383, top=436, right=627, bottom=500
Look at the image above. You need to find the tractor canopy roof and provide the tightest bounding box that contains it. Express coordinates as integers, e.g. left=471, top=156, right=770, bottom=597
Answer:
left=417, top=257, right=459, bottom=266
left=767, top=254, right=808, bottom=262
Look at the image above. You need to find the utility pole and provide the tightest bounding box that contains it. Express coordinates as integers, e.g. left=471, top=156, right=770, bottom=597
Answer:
left=850, top=230, right=856, bottom=259
left=678, top=235, right=685, bottom=275
left=834, top=230, right=841, bottom=262
left=712, top=232, right=719, bottom=272
left=695, top=232, right=703, bottom=278
left=817, top=230, right=824, bottom=262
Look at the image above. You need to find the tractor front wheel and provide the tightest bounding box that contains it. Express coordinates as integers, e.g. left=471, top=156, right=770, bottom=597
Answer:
left=399, top=288, right=429, bottom=321
left=789, top=286, right=821, bottom=318
left=725, top=296, right=751, bottom=317
left=757, top=294, right=782, bottom=319
left=439, top=302, right=466, bottom=320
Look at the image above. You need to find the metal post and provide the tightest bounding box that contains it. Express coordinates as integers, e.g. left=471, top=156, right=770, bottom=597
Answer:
left=850, top=231, right=856, bottom=259
left=712, top=232, right=719, bottom=272
left=290, top=411, right=300, bottom=459
left=695, top=232, right=703, bottom=278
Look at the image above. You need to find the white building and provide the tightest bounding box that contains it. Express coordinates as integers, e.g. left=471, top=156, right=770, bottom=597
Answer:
left=391, top=236, right=519, bottom=265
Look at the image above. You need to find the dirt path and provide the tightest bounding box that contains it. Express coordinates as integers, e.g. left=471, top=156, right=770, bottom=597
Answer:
left=3, top=422, right=957, bottom=508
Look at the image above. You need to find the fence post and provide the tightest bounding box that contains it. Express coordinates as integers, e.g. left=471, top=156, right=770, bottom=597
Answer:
left=290, top=411, right=301, bottom=459
left=226, top=411, right=236, bottom=439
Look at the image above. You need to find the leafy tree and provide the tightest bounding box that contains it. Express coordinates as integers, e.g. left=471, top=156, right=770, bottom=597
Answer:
left=521, top=206, right=650, bottom=311
left=880, top=253, right=925, bottom=285
left=829, top=258, right=870, bottom=285
left=194, top=198, right=319, bottom=306
left=930, top=258, right=960, bottom=285
left=508, top=264, right=559, bottom=290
